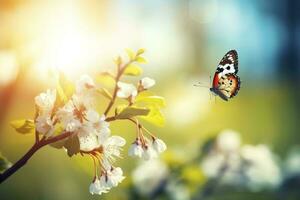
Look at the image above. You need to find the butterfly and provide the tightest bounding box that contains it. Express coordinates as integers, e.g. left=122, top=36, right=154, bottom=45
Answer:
left=209, top=50, right=241, bottom=101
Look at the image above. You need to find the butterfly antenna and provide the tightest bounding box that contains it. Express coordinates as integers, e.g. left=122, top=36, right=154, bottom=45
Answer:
left=193, top=82, right=209, bottom=88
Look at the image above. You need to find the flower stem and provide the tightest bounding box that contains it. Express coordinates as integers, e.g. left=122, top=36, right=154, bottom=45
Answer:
left=104, top=60, right=134, bottom=116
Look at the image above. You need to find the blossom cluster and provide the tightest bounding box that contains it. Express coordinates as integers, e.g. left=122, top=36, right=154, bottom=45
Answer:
left=200, top=130, right=282, bottom=191
left=27, top=49, right=167, bottom=195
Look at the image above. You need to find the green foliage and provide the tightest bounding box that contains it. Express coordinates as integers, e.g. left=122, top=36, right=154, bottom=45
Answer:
left=0, top=153, right=11, bottom=173
left=136, top=56, right=147, bottom=64
left=135, top=91, right=166, bottom=126
left=124, top=64, right=143, bottom=76
left=136, top=48, right=145, bottom=55
left=140, top=106, right=165, bottom=127
left=56, top=72, right=75, bottom=105
left=135, top=94, right=166, bottom=108
left=10, top=119, right=35, bottom=134
left=97, top=88, right=113, bottom=100
left=125, top=48, right=136, bottom=61
left=96, top=72, right=115, bottom=88
left=116, top=106, right=150, bottom=119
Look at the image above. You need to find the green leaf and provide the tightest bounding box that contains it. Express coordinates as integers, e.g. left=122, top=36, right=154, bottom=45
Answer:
left=96, top=72, right=116, bottom=87
left=124, top=64, right=143, bottom=76
left=56, top=72, right=75, bottom=105
left=125, top=48, right=136, bottom=60
left=115, top=104, right=127, bottom=113
left=114, top=56, right=122, bottom=66
left=10, top=119, right=35, bottom=134
left=135, top=95, right=166, bottom=107
left=97, top=88, right=112, bottom=100
left=136, top=56, right=147, bottom=64
left=140, top=106, right=165, bottom=127
left=137, top=48, right=145, bottom=55
left=116, top=106, right=150, bottom=119
left=0, top=153, right=11, bottom=173
left=64, top=135, right=80, bottom=157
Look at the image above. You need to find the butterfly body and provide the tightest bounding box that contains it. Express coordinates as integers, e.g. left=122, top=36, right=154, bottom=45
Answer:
left=209, top=50, right=241, bottom=101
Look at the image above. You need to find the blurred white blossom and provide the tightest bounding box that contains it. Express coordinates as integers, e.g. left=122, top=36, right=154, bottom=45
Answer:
left=201, top=130, right=282, bottom=191
left=217, top=130, right=241, bottom=153
left=284, top=147, right=300, bottom=177
left=241, top=144, right=282, bottom=191
left=76, top=74, right=95, bottom=94
left=141, top=77, right=156, bottom=89
left=117, top=81, right=137, bottom=98
left=132, top=159, right=169, bottom=195
left=166, top=180, right=190, bottom=200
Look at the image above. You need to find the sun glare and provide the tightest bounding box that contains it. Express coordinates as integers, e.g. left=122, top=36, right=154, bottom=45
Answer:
left=26, top=1, right=103, bottom=79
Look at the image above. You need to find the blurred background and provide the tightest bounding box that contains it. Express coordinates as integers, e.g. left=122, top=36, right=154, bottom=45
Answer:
left=0, top=0, right=300, bottom=199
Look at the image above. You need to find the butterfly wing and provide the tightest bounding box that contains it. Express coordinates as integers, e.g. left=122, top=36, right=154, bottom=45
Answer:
left=216, top=73, right=241, bottom=100
left=215, top=50, right=238, bottom=77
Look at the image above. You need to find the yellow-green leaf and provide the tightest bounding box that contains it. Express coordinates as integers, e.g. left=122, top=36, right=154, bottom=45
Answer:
left=64, top=135, right=80, bottom=157
left=97, top=88, right=112, bottom=100
left=136, top=56, right=147, bottom=64
left=124, top=64, right=143, bottom=76
left=0, top=153, right=11, bottom=173
left=116, top=106, right=150, bottom=119
left=137, top=48, right=145, bottom=55
left=10, top=119, right=35, bottom=134
left=135, top=95, right=166, bottom=107
left=96, top=72, right=116, bottom=88
left=115, top=105, right=127, bottom=115
left=140, top=106, right=165, bottom=127
left=125, top=48, right=136, bottom=60
left=56, top=72, right=75, bottom=105
left=114, top=56, right=122, bottom=66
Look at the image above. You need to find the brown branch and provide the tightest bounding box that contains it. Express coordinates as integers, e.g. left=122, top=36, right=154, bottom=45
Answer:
left=104, top=60, right=134, bottom=116
left=0, top=131, right=73, bottom=184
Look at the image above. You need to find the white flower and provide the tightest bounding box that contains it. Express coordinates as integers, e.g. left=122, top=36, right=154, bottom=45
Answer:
left=100, top=136, right=126, bottom=161
left=89, top=178, right=109, bottom=195
left=142, top=145, right=157, bottom=160
left=141, top=77, right=155, bottom=89
left=86, top=112, right=111, bottom=137
left=35, top=115, right=55, bottom=136
left=100, top=167, right=125, bottom=188
left=64, top=119, right=81, bottom=132
left=117, top=82, right=137, bottom=98
left=35, top=89, right=56, bottom=114
left=95, top=115, right=111, bottom=137
left=79, top=132, right=100, bottom=151
left=76, top=74, right=95, bottom=94
left=217, top=130, right=241, bottom=153
left=128, top=139, right=144, bottom=158
left=86, top=109, right=100, bottom=123
left=152, top=138, right=167, bottom=153
left=132, top=159, right=169, bottom=195
left=56, top=102, right=74, bottom=124
left=241, top=144, right=282, bottom=191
